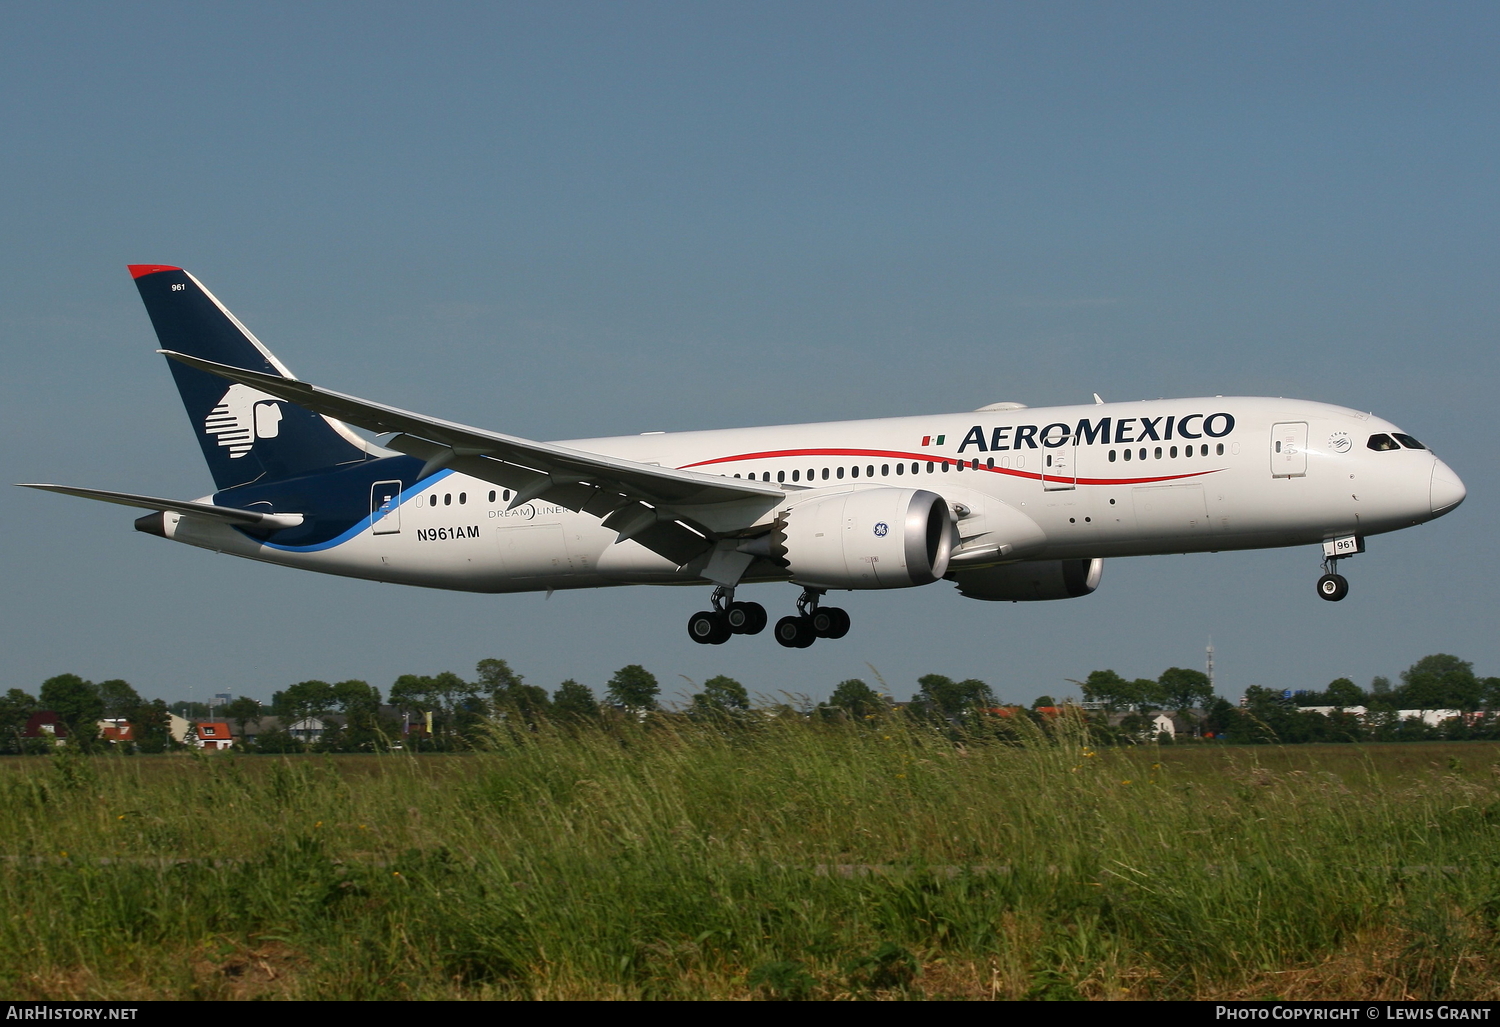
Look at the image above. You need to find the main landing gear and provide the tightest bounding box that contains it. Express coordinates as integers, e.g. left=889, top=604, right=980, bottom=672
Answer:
left=773, top=589, right=850, bottom=649
left=1316, top=557, right=1350, bottom=602
left=686, top=587, right=851, bottom=647
left=687, top=586, right=768, bottom=645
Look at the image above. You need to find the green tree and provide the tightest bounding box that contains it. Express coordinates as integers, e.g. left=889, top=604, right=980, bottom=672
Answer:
left=97, top=679, right=142, bottom=719
left=607, top=665, right=660, bottom=711
left=1032, top=695, right=1056, bottom=709
left=1082, top=670, right=1131, bottom=711
left=1483, top=677, right=1500, bottom=711
left=0, top=689, right=38, bottom=753
left=39, top=674, right=103, bottom=746
left=131, top=699, right=174, bottom=753
left=271, top=680, right=337, bottom=724
left=1399, top=654, right=1481, bottom=712
left=692, top=675, right=750, bottom=713
left=828, top=679, right=887, bottom=719
left=551, top=680, right=598, bottom=721
left=223, top=696, right=263, bottom=739
left=912, top=674, right=994, bottom=717
left=476, top=658, right=524, bottom=700
left=1324, top=677, right=1366, bottom=708
left=1157, top=667, right=1213, bottom=714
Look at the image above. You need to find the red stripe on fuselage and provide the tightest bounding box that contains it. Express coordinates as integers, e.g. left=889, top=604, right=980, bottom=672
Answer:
left=679, top=447, right=1219, bottom=486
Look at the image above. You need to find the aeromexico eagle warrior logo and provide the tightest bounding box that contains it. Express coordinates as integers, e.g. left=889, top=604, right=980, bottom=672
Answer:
left=203, top=383, right=284, bottom=458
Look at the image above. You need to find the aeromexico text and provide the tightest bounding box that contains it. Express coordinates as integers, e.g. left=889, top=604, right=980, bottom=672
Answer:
left=954, top=413, right=1236, bottom=453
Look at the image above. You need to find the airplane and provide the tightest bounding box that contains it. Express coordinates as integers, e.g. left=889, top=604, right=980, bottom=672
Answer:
left=20, top=265, right=1467, bottom=648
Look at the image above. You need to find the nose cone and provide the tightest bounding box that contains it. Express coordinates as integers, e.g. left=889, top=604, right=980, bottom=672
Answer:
left=1430, top=459, right=1466, bottom=515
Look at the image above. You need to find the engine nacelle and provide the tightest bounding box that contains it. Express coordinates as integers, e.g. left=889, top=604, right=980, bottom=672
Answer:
left=952, top=558, right=1103, bottom=601
left=771, top=487, right=953, bottom=589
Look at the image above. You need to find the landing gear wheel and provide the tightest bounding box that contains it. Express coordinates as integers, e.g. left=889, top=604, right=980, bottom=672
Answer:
left=810, top=606, right=850, bottom=639
left=1316, top=573, right=1349, bottom=602
left=726, top=601, right=767, bottom=635
left=774, top=615, right=817, bottom=649
left=688, top=610, right=731, bottom=644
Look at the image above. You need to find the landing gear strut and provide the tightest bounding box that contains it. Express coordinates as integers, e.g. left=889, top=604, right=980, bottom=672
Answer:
left=774, top=589, right=851, bottom=648
left=687, top=586, right=767, bottom=645
left=1316, top=556, right=1350, bottom=602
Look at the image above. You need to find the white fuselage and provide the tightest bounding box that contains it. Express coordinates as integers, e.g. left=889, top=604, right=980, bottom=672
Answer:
left=156, top=396, right=1463, bottom=595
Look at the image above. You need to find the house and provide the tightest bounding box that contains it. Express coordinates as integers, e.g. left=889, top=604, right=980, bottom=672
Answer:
left=22, top=711, right=66, bottom=743
left=194, top=721, right=234, bottom=750
left=99, top=717, right=134, bottom=744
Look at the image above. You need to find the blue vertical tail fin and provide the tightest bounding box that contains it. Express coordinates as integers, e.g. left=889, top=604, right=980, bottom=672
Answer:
left=129, top=265, right=372, bottom=490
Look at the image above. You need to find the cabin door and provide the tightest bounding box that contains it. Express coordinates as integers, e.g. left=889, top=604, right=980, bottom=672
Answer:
left=1042, top=440, right=1077, bottom=491
left=371, top=480, right=403, bottom=534
left=1270, top=422, right=1308, bottom=478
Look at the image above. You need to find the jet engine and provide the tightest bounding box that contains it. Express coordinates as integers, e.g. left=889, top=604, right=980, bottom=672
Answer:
left=769, top=487, right=953, bottom=589
left=952, top=558, right=1103, bottom=601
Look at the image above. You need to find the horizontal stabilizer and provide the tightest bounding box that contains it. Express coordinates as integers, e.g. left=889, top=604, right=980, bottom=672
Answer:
left=16, top=484, right=305, bottom=530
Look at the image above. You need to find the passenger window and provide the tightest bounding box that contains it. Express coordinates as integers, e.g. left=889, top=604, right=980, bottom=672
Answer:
left=1392, top=433, right=1426, bottom=450
left=1169, top=446, right=1177, bottom=458
left=1200, top=444, right=1209, bottom=456
left=444, top=494, right=451, bottom=506
left=986, top=458, right=994, bottom=469
left=488, top=490, right=496, bottom=502
left=459, top=492, right=466, bottom=504
left=896, top=463, right=904, bottom=475
left=1139, top=448, right=1146, bottom=461
left=777, top=471, right=785, bottom=483
left=867, top=465, right=874, bottom=477
left=503, top=490, right=512, bottom=501
left=941, top=461, right=949, bottom=472
left=1108, top=450, right=1117, bottom=463
left=851, top=465, right=859, bottom=478
left=791, top=470, right=799, bottom=482
left=1154, top=447, right=1162, bottom=459
left=807, top=468, right=814, bottom=480
left=734, top=473, right=741, bottom=478
left=927, top=462, right=934, bottom=473
left=822, top=468, right=830, bottom=480
left=1123, top=449, right=1132, bottom=461
left=881, top=464, right=889, bottom=475
left=837, top=467, right=844, bottom=479
left=430, top=495, right=438, bottom=506
left=912, top=462, right=920, bottom=474
left=1216, top=443, right=1224, bottom=456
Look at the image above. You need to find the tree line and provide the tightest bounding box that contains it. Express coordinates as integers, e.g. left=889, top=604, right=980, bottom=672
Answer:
left=2, top=652, right=1493, bottom=753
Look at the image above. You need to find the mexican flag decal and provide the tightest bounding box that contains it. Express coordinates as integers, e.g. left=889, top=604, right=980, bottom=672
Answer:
left=920, top=434, right=946, bottom=447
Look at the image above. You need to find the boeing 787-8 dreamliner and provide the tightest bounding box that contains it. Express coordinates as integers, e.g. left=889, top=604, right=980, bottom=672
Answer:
left=21, top=265, right=1467, bottom=648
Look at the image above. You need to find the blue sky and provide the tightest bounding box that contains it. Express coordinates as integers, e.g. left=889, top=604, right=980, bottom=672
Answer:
left=2, top=1, right=1495, bottom=707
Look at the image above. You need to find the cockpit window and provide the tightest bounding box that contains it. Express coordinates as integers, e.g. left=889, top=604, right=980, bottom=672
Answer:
left=1367, top=434, right=1400, bottom=451
left=1392, top=433, right=1426, bottom=450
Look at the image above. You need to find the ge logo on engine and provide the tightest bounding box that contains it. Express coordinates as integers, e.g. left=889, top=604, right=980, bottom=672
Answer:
left=873, top=522, right=888, bottom=537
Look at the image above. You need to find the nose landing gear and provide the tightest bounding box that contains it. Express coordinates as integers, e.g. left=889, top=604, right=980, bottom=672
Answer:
left=1316, top=572, right=1349, bottom=601
left=1316, top=551, right=1351, bottom=602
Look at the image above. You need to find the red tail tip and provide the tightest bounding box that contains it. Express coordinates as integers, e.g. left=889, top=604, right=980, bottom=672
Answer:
left=127, top=264, right=182, bottom=279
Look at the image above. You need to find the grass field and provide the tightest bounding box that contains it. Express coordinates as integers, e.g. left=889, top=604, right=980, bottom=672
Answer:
left=3, top=717, right=1500, bottom=1000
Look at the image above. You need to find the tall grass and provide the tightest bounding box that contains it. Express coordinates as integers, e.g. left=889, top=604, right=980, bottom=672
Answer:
left=1, top=716, right=1498, bottom=999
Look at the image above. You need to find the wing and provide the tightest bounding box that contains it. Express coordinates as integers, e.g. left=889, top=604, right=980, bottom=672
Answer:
left=18, top=483, right=305, bottom=530
left=158, top=351, right=785, bottom=565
